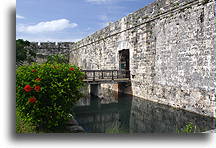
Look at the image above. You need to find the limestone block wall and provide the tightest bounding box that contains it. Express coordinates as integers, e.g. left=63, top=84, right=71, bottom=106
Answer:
left=69, top=0, right=215, bottom=117
left=27, top=42, right=74, bottom=63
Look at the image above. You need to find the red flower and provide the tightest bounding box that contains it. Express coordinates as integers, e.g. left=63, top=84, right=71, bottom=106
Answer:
left=28, top=97, right=37, bottom=103
left=34, top=85, right=41, bottom=92
left=23, top=85, right=32, bottom=92
left=69, top=67, right=75, bottom=71
left=32, top=69, right=36, bottom=72
left=35, top=78, right=42, bottom=82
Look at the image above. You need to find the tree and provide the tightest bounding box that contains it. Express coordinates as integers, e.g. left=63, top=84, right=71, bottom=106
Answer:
left=16, top=39, right=36, bottom=65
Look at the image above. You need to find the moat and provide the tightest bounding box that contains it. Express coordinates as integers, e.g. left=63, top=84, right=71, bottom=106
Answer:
left=73, top=89, right=215, bottom=133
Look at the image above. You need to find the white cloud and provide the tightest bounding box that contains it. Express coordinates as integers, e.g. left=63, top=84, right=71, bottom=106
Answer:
left=17, top=19, right=77, bottom=34
left=16, top=14, right=25, bottom=19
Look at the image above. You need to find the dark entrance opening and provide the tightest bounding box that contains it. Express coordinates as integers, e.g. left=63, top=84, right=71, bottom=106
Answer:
left=119, top=49, right=130, bottom=78
left=118, top=49, right=131, bottom=95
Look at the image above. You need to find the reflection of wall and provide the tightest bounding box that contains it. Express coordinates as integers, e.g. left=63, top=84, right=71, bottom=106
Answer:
left=75, top=92, right=214, bottom=133
left=70, top=0, right=215, bottom=117
left=130, top=97, right=215, bottom=133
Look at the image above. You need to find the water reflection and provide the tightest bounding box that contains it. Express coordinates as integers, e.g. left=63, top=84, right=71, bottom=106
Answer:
left=73, top=89, right=215, bottom=133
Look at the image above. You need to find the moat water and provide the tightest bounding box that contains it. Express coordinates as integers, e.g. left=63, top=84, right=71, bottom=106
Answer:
left=73, top=89, right=215, bottom=133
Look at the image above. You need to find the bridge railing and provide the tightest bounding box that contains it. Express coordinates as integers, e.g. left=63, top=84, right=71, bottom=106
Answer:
left=81, top=70, right=130, bottom=81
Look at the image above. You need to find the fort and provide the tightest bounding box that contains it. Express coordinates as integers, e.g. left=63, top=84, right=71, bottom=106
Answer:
left=27, top=0, right=216, bottom=117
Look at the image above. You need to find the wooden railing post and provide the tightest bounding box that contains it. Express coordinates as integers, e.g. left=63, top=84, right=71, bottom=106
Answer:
left=112, top=70, right=114, bottom=80
left=101, top=71, right=104, bottom=79
left=85, top=71, right=87, bottom=79
left=93, top=71, right=95, bottom=81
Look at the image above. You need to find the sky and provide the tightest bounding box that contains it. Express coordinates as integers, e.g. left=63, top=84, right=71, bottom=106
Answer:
left=16, top=0, right=155, bottom=42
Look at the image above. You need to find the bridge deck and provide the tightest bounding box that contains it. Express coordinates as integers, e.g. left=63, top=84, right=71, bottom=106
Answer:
left=83, top=78, right=130, bottom=84
left=82, top=70, right=130, bottom=84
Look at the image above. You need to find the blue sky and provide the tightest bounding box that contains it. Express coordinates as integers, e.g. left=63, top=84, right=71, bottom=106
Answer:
left=16, top=0, right=155, bottom=42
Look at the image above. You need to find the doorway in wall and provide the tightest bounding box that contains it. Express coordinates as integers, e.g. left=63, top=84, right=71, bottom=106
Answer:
left=118, top=49, right=132, bottom=95
left=119, top=49, right=130, bottom=78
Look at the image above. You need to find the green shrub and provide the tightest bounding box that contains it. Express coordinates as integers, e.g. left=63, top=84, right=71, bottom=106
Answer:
left=16, top=63, right=84, bottom=132
left=16, top=109, right=36, bottom=133
left=46, top=54, right=68, bottom=64
left=177, top=122, right=197, bottom=133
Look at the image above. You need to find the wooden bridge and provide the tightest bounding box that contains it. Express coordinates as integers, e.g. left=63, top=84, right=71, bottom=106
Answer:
left=81, top=70, right=130, bottom=84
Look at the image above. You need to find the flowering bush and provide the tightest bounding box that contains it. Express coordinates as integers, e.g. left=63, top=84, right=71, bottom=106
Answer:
left=16, top=63, right=84, bottom=132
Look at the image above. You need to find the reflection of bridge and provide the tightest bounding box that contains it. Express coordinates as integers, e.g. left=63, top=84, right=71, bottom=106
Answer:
left=81, top=70, right=130, bottom=84
left=73, top=93, right=133, bottom=133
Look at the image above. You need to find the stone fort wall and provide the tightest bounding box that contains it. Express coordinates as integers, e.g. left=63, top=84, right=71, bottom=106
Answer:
left=27, top=42, right=74, bottom=63
left=69, top=0, right=216, bottom=117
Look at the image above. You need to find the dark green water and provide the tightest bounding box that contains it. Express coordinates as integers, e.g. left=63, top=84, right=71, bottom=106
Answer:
left=73, top=90, right=215, bottom=133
